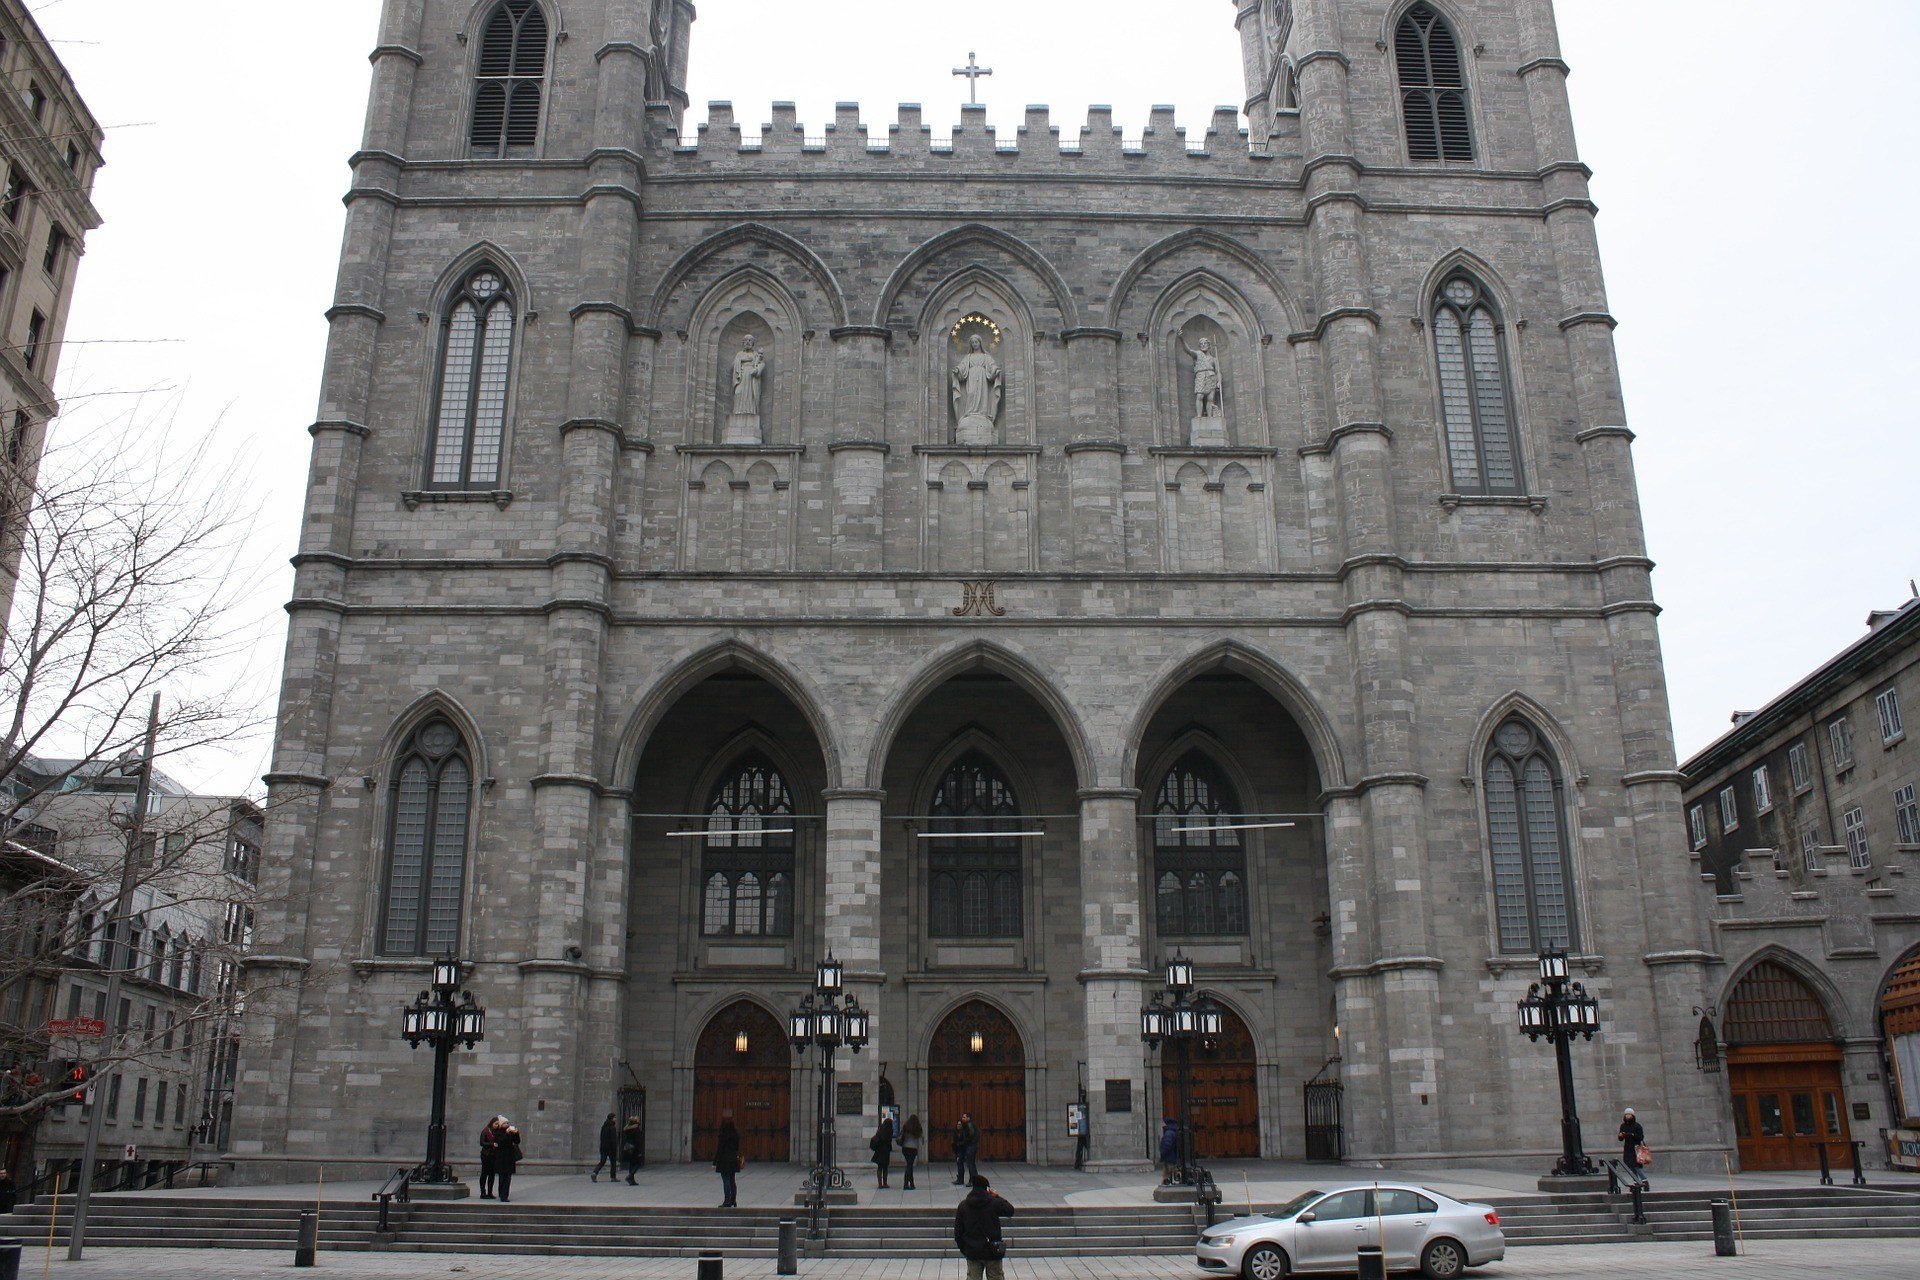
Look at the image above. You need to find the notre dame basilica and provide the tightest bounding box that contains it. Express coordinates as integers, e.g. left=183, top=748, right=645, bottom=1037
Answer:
left=234, top=0, right=1732, bottom=1178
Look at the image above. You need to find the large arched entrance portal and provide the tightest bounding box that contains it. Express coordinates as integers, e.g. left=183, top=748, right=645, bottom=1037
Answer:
left=692, top=1000, right=791, bottom=1163
left=1163, top=1003, right=1261, bottom=1158
left=1724, top=959, right=1850, bottom=1171
left=1881, top=949, right=1920, bottom=1170
left=928, top=1001, right=1027, bottom=1163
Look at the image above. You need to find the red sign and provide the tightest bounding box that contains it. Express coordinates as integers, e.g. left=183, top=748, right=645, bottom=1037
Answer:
left=47, top=1018, right=107, bottom=1038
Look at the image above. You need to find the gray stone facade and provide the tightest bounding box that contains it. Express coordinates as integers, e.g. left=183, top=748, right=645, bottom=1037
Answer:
left=234, top=0, right=1729, bottom=1178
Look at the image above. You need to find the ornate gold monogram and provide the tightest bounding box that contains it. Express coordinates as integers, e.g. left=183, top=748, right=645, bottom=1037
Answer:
left=953, top=581, right=1006, bottom=618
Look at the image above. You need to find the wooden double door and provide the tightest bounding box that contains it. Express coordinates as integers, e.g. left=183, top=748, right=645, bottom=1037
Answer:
left=1162, top=1006, right=1261, bottom=1159
left=928, top=1000, right=1028, bottom=1163
left=692, top=1001, right=791, bottom=1163
left=1728, top=1045, right=1851, bottom=1171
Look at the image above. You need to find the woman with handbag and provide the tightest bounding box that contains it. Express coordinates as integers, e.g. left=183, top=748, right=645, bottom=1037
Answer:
left=714, top=1110, right=743, bottom=1208
left=899, top=1114, right=923, bottom=1191
left=1618, top=1107, right=1650, bottom=1188
left=870, top=1115, right=895, bottom=1189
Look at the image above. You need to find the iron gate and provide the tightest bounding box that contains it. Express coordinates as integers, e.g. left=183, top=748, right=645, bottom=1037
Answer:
left=1303, top=1080, right=1344, bottom=1162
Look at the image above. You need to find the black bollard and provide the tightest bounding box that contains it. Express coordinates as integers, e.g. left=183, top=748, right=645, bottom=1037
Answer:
left=778, top=1220, right=798, bottom=1277
left=1816, top=1141, right=1833, bottom=1186
left=0, top=1237, right=22, bottom=1280
left=1711, top=1200, right=1736, bottom=1257
left=1356, top=1245, right=1386, bottom=1280
left=698, top=1251, right=724, bottom=1280
left=1850, top=1141, right=1868, bottom=1188
left=295, top=1210, right=318, bottom=1268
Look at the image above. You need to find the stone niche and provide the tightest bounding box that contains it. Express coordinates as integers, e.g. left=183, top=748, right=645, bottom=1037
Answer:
left=1153, top=274, right=1268, bottom=449
left=917, top=271, right=1034, bottom=448
left=687, top=269, right=804, bottom=447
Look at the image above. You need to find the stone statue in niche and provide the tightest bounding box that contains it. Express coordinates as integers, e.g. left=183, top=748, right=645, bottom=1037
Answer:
left=950, top=334, right=1003, bottom=446
left=724, top=336, right=767, bottom=445
left=1182, top=333, right=1228, bottom=447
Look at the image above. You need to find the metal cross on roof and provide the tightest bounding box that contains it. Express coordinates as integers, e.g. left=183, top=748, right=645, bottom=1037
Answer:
left=952, top=51, right=994, bottom=104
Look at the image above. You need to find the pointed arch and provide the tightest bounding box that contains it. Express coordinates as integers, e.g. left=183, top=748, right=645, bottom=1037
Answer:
left=1119, top=639, right=1348, bottom=792
left=875, top=223, right=1079, bottom=330
left=613, top=639, right=844, bottom=792
left=1107, top=229, right=1301, bottom=332
left=1720, top=945, right=1856, bottom=1041
left=430, top=242, right=536, bottom=319
left=1390, top=0, right=1475, bottom=163
left=916, top=990, right=1037, bottom=1069
left=1464, top=691, right=1586, bottom=791
left=468, top=0, right=553, bottom=158
left=379, top=690, right=494, bottom=785
left=646, top=222, right=849, bottom=330
left=1419, top=248, right=1519, bottom=323
left=374, top=709, right=480, bottom=957
left=862, top=640, right=1094, bottom=792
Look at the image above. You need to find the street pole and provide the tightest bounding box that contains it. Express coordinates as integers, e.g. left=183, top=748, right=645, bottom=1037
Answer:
left=1552, top=1000, right=1588, bottom=1176
left=424, top=1015, right=452, bottom=1178
left=68, top=693, right=161, bottom=1261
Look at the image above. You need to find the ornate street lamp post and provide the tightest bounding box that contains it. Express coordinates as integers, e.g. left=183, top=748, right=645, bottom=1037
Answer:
left=1517, top=949, right=1600, bottom=1180
left=1142, top=953, right=1223, bottom=1202
left=789, top=954, right=869, bottom=1238
left=401, top=955, right=487, bottom=1194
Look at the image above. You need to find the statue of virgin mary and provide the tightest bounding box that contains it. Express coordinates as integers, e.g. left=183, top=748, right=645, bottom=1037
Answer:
left=951, top=334, right=1003, bottom=446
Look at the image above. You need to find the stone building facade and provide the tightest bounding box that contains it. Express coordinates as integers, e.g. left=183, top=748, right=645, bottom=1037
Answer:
left=1681, top=597, right=1920, bottom=1173
left=235, top=0, right=1730, bottom=1178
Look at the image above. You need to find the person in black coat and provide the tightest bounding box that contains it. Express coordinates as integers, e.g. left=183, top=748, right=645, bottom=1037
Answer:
left=953, top=1174, right=1015, bottom=1280
left=494, top=1122, right=524, bottom=1203
left=0, top=1168, right=18, bottom=1215
left=620, top=1115, right=644, bottom=1185
left=952, top=1113, right=980, bottom=1186
left=713, top=1110, right=743, bottom=1208
left=477, top=1116, right=501, bottom=1199
left=593, top=1113, right=618, bottom=1182
left=869, top=1116, right=894, bottom=1189
left=1618, top=1107, right=1649, bottom=1188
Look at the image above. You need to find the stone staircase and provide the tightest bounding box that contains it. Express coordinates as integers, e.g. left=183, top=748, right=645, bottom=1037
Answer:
left=11, top=1185, right=1920, bottom=1259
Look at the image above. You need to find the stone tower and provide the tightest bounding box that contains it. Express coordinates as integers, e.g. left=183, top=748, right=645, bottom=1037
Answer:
left=235, top=0, right=1730, bottom=1180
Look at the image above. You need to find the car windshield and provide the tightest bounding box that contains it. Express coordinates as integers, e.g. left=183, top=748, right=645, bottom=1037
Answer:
left=1274, top=1191, right=1323, bottom=1219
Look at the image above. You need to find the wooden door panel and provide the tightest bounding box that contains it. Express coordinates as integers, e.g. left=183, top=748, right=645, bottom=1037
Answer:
left=930, top=1067, right=1027, bottom=1163
left=693, top=1066, right=790, bottom=1162
left=1730, top=1051, right=1849, bottom=1172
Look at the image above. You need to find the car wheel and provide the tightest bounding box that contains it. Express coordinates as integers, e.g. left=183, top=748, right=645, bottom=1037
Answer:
left=1420, top=1238, right=1466, bottom=1280
left=1242, top=1244, right=1288, bottom=1280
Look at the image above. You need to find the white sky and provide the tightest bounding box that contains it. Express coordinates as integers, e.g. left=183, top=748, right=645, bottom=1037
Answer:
left=33, top=0, right=1920, bottom=795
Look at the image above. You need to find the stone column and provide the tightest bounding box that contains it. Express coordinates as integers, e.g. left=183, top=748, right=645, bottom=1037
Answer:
left=829, top=326, right=891, bottom=571
left=1064, top=328, right=1126, bottom=570
left=822, top=789, right=886, bottom=1169
left=1079, top=788, right=1152, bottom=1166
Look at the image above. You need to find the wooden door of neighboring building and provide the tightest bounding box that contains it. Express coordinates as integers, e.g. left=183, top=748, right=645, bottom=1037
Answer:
left=1728, top=1046, right=1850, bottom=1171
left=928, top=1000, right=1027, bottom=1163
left=1163, top=1006, right=1261, bottom=1159
left=692, top=1000, right=790, bottom=1163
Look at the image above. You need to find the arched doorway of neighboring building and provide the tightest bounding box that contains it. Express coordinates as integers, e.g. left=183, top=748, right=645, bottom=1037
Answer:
left=692, top=1000, right=790, bottom=1163
left=1162, top=1002, right=1261, bottom=1159
left=928, top=1000, right=1027, bottom=1163
left=1724, top=959, right=1850, bottom=1171
left=1880, top=949, right=1920, bottom=1171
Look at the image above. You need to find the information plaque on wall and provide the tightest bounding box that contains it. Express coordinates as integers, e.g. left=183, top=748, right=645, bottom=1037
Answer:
left=1105, top=1079, right=1133, bottom=1113
left=837, top=1082, right=865, bottom=1116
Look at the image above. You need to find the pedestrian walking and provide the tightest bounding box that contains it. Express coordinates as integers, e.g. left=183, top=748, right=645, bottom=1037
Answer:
left=621, top=1114, right=644, bottom=1185
left=1158, top=1116, right=1180, bottom=1183
left=953, top=1174, right=1016, bottom=1280
left=1618, top=1107, right=1650, bottom=1189
left=900, top=1113, right=923, bottom=1190
left=0, top=1167, right=18, bottom=1214
left=713, top=1110, right=743, bottom=1208
left=593, top=1112, right=617, bottom=1182
left=870, top=1116, right=894, bottom=1188
left=495, top=1121, right=524, bottom=1203
left=952, top=1113, right=980, bottom=1186
left=478, top=1115, right=502, bottom=1199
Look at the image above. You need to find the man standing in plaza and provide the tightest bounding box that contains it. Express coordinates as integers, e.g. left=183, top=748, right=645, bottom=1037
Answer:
left=954, top=1174, right=1015, bottom=1280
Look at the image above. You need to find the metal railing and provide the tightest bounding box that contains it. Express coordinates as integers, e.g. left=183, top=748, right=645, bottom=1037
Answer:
left=372, top=1167, right=412, bottom=1235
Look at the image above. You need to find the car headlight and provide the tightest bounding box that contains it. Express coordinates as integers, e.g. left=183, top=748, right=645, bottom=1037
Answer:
left=1206, top=1235, right=1238, bottom=1247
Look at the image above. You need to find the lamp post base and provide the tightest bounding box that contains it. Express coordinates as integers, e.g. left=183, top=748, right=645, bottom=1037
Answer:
left=409, top=1181, right=472, bottom=1201
left=1152, top=1183, right=1203, bottom=1203
left=1535, top=1174, right=1610, bottom=1194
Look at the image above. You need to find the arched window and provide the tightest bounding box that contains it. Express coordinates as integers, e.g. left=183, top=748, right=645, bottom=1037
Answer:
left=1484, top=717, right=1575, bottom=953
left=427, top=265, right=517, bottom=489
left=1725, top=960, right=1835, bottom=1044
left=1432, top=272, right=1521, bottom=496
left=928, top=753, right=1022, bottom=939
left=1394, top=4, right=1473, bottom=162
left=470, top=0, right=549, bottom=158
left=1154, top=754, right=1249, bottom=937
left=701, top=755, right=796, bottom=938
left=379, top=717, right=473, bottom=957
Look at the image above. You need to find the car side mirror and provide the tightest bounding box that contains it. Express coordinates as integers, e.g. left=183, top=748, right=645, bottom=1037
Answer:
left=1297, top=1212, right=1316, bottom=1224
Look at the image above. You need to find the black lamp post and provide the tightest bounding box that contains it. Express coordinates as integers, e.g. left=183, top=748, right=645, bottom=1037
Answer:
left=401, top=955, right=487, bottom=1187
left=1517, top=949, right=1600, bottom=1179
left=789, top=954, right=869, bottom=1237
left=1142, top=953, right=1223, bottom=1194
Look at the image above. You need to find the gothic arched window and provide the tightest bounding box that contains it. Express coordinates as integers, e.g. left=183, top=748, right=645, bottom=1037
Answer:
left=427, top=265, right=517, bottom=489
left=1483, top=717, right=1576, bottom=954
left=379, top=718, right=474, bottom=957
left=1432, top=272, right=1521, bottom=496
left=1154, top=754, right=1249, bottom=938
left=1394, top=3, right=1473, bottom=162
left=928, top=753, right=1022, bottom=939
left=470, top=1, right=549, bottom=158
left=702, top=755, right=796, bottom=938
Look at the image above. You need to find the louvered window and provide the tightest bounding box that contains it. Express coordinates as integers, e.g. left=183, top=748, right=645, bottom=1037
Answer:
left=427, top=265, right=516, bottom=488
left=1395, top=3, right=1473, bottom=162
left=1484, top=717, right=1577, bottom=953
left=1724, top=960, right=1834, bottom=1044
left=701, top=755, right=797, bottom=938
left=379, top=718, right=473, bottom=957
left=1432, top=273, right=1522, bottom=495
left=928, top=754, right=1023, bottom=939
left=470, top=0, right=549, bottom=157
left=1153, top=754, right=1250, bottom=938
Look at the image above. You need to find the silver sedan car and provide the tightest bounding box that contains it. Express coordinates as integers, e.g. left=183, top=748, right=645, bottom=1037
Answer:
left=1195, top=1184, right=1506, bottom=1279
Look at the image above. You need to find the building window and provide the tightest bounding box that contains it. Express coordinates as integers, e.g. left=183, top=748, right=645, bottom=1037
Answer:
left=470, top=0, right=549, bottom=158
left=226, top=831, right=259, bottom=884
left=1842, top=806, right=1870, bottom=869
left=1688, top=805, right=1708, bottom=851
left=1877, top=688, right=1905, bottom=746
left=24, top=309, right=45, bottom=368
left=700, top=754, right=796, bottom=938
left=105, top=1074, right=120, bottom=1120
left=1719, top=785, right=1739, bottom=834
left=426, top=265, right=516, bottom=489
left=6, top=410, right=29, bottom=466
left=1431, top=272, right=1521, bottom=496
left=132, top=1077, right=147, bottom=1123
left=1800, top=827, right=1821, bottom=873
left=1152, top=754, right=1249, bottom=938
left=1393, top=3, right=1473, bottom=162
left=1897, top=784, right=1919, bottom=847
left=65, top=142, right=80, bottom=172
left=1787, top=741, right=1812, bottom=793
left=1751, top=766, right=1773, bottom=815
left=928, top=753, right=1023, bottom=940
left=377, top=717, right=473, bottom=957
left=42, top=225, right=66, bottom=276
left=1724, top=960, right=1834, bottom=1044
left=2, top=169, right=29, bottom=223
left=1829, top=716, right=1855, bottom=771
left=1483, top=717, right=1577, bottom=954
left=26, top=81, right=45, bottom=122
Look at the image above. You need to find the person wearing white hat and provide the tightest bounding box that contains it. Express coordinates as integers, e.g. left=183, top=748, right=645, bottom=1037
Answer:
left=1618, top=1108, right=1649, bottom=1188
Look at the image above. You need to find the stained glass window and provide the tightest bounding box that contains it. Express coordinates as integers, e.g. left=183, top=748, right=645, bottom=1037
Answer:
left=702, top=755, right=796, bottom=938
left=1484, top=717, right=1576, bottom=953
left=379, top=718, right=474, bottom=957
left=1433, top=273, right=1522, bottom=495
left=928, top=754, right=1023, bottom=939
left=428, top=267, right=517, bottom=488
left=1154, top=754, right=1249, bottom=938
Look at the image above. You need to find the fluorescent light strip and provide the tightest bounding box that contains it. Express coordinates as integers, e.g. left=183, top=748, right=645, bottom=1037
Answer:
left=1168, top=821, right=1297, bottom=834
left=664, top=828, right=798, bottom=838
left=915, top=831, right=1048, bottom=840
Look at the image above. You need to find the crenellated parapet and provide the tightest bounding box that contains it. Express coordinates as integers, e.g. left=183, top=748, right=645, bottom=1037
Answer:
left=1702, top=844, right=1920, bottom=962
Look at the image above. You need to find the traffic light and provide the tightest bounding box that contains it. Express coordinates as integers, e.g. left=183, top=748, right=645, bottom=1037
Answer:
left=66, top=1061, right=90, bottom=1105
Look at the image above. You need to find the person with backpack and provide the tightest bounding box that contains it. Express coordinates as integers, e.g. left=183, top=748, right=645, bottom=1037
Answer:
left=954, top=1174, right=1016, bottom=1280
left=592, top=1112, right=618, bottom=1182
